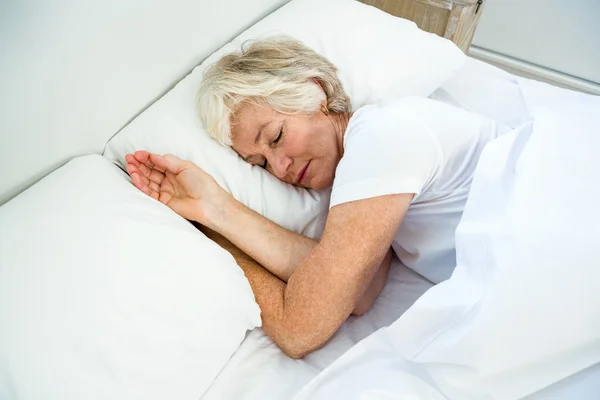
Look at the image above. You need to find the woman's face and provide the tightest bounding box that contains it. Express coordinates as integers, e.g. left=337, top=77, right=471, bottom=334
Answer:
left=230, top=103, right=343, bottom=190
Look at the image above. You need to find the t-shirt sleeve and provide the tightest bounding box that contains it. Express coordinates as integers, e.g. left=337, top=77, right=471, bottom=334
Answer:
left=330, top=104, right=442, bottom=209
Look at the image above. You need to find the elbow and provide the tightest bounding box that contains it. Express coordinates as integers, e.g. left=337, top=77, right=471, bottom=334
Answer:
left=351, top=301, right=371, bottom=316
left=277, top=337, right=315, bottom=359
left=274, top=329, right=325, bottom=359
left=281, top=345, right=309, bottom=360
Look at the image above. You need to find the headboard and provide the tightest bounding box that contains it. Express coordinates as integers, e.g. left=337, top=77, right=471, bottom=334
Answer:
left=0, top=0, right=289, bottom=204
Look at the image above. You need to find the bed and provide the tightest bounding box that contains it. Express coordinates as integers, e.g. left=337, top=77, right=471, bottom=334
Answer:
left=200, top=56, right=600, bottom=400
left=1, top=0, right=598, bottom=399
left=198, top=56, right=528, bottom=400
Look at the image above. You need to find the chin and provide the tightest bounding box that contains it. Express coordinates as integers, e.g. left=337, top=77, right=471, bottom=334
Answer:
left=309, top=176, right=333, bottom=191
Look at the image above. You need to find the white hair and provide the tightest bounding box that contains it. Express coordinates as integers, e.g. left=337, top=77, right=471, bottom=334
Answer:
left=197, top=35, right=351, bottom=146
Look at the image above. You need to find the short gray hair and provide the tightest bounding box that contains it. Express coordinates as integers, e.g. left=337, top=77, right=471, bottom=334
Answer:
left=197, top=35, right=351, bottom=145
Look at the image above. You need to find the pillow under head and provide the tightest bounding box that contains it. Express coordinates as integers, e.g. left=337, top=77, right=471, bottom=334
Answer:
left=103, top=0, right=465, bottom=238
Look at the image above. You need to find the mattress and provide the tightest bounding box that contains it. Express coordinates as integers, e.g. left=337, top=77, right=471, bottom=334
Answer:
left=201, top=56, right=563, bottom=400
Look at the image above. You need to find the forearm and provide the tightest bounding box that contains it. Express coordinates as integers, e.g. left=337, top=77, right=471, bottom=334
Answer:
left=201, top=194, right=410, bottom=359
left=200, top=227, right=304, bottom=357
left=202, top=226, right=389, bottom=358
left=352, top=248, right=392, bottom=316
left=200, top=238, right=390, bottom=359
left=204, top=194, right=318, bottom=281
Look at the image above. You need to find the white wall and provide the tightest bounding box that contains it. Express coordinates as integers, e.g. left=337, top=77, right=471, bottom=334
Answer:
left=0, top=0, right=289, bottom=205
left=472, top=0, right=600, bottom=84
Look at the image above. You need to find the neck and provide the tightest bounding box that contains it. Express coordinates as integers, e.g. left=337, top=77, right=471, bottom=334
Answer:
left=329, top=111, right=353, bottom=158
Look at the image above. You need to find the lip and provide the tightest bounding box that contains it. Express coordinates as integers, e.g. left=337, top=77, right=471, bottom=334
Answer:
left=296, top=161, right=311, bottom=184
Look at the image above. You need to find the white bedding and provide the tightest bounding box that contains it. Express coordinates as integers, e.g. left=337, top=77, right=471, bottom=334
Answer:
left=293, top=81, right=600, bottom=400
left=4, top=0, right=597, bottom=398
left=202, top=58, right=600, bottom=400
left=203, top=257, right=433, bottom=400
left=201, top=57, right=519, bottom=400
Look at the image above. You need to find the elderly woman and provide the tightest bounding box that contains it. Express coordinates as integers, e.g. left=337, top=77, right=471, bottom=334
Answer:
left=125, top=36, right=499, bottom=358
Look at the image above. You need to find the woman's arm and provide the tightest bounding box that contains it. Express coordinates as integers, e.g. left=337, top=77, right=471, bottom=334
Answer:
left=205, top=197, right=318, bottom=282
left=127, top=151, right=395, bottom=286
left=126, top=151, right=316, bottom=281
left=352, top=247, right=393, bottom=316
left=242, top=194, right=408, bottom=358
left=126, top=151, right=410, bottom=357
left=201, top=194, right=408, bottom=358
left=201, top=224, right=393, bottom=317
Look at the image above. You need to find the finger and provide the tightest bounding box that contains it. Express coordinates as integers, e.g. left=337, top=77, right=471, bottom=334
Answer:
left=137, top=162, right=153, bottom=178
left=150, top=169, right=166, bottom=185
left=130, top=171, right=160, bottom=201
left=126, top=155, right=143, bottom=172
left=127, top=164, right=163, bottom=203
left=129, top=170, right=150, bottom=195
left=128, top=164, right=165, bottom=192
left=148, top=180, right=160, bottom=193
left=158, top=191, right=172, bottom=205
left=125, top=163, right=141, bottom=180
left=130, top=158, right=163, bottom=184
left=133, top=150, right=152, bottom=166
left=126, top=164, right=151, bottom=193
left=135, top=150, right=162, bottom=174
left=149, top=153, right=186, bottom=174
left=148, top=189, right=159, bottom=201
left=127, top=155, right=152, bottom=178
left=132, top=164, right=150, bottom=185
left=137, top=163, right=166, bottom=185
left=125, top=154, right=138, bottom=166
left=138, top=152, right=170, bottom=174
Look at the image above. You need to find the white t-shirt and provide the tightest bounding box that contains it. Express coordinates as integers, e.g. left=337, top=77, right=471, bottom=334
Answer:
left=330, top=97, right=504, bottom=283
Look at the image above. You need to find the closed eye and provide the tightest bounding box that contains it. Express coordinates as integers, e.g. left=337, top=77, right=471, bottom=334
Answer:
left=263, top=123, right=284, bottom=169
left=273, top=126, right=283, bottom=144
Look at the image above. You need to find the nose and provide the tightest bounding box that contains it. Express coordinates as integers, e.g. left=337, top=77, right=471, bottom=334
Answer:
left=267, top=150, right=292, bottom=181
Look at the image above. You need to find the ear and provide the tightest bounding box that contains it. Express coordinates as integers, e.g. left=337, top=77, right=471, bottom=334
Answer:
left=310, top=78, right=329, bottom=115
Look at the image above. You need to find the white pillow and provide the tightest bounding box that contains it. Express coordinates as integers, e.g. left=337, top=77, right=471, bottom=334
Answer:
left=103, top=0, right=465, bottom=238
left=0, top=155, right=261, bottom=400
left=431, top=57, right=529, bottom=129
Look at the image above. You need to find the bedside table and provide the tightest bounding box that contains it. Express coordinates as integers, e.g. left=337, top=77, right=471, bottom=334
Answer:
left=359, top=0, right=485, bottom=53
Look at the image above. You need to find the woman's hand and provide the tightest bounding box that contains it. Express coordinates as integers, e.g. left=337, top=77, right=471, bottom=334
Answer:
left=125, top=151, right=230, bottom=224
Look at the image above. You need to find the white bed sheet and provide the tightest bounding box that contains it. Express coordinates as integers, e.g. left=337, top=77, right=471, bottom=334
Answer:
left=202, top=257, right=432, bottom=400
left=201, top=57, right=565, bottom=400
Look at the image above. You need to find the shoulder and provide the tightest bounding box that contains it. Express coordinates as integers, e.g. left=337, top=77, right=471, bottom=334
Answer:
left=343, top=97, right=445, bottom=154
left=330, top=98, right=445, bottom=208
left=351, top=97, right=451, bottom=123
left=345, top=97, right=455, bottom=143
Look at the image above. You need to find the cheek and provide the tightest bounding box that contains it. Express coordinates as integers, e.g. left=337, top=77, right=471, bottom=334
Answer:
left=283, top=130, right=311, bottom=158
left=309, top=157, right=337, bottom=190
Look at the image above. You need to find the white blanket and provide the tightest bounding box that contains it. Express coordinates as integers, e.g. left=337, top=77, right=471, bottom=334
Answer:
left=293, top=85, right=600, bottom=399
